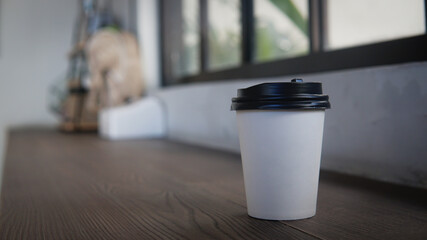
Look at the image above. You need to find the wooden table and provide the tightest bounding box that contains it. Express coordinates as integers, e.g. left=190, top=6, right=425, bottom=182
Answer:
left=1, top=129, right=426, bottom=239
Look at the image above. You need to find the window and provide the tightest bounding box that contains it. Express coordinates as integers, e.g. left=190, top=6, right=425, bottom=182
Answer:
left=254, top=0, right=309, bottom=62
left=325, top=0, right=425, bottom=50
left=208, top=0, right=242, bottom=70
left=163, top=0, right=200, bottom=79
left=180, top=0, right=201, bottom=77
left=161, top=0, right=427, bottom=85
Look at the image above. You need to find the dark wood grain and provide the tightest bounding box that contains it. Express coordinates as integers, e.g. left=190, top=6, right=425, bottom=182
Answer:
left=0, top=130, right=315, bottom=240
left=0, top=129, right=426, bottom=240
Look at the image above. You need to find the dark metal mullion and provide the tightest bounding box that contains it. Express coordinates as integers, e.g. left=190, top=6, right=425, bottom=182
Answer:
left=179, top=34, right=427, bottom=84
left=425, top=0, right=427, bottom=31
left=159, top=0, right=168, bottom=86
left=309, top=0, right=325, bottom=53
left=199, top=0, right=209, bottom=72
left=241, top=0, right=255, bottom=64
left=160, top=0, right=183, bottom=85
left=319, top=0, right=327, bottom=51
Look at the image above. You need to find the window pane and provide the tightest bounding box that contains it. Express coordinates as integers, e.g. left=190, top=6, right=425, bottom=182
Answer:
left=326, top=0, right=426, bottom=50
left=255, top=0, right=309, bottom=62
left=181, top=0, right=200, bottom=76
left=172, top=0, right=200, bottom=78
left=208, top=0, right=241, bottom=71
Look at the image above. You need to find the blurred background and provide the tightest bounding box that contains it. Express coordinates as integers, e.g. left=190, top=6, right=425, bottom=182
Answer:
left=0, top=0, right=426, bottom=190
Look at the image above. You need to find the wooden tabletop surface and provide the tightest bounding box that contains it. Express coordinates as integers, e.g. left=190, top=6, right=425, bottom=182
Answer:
left=1, top=129, right=426, bottom=240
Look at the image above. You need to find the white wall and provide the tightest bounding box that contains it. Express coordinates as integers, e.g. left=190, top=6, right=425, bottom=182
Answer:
left=137, top=0, right=161, bottom=93
left=157, top=62, right=427, bottom=189
left=0, top=0, right=76, bottom=126
left=0, top=0, right=78, bottom=187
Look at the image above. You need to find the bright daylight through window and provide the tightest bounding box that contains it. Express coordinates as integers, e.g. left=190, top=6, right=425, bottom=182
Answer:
left=161, top=0, right=427, bottom=84
left=255, top=0, right=309, bottom=62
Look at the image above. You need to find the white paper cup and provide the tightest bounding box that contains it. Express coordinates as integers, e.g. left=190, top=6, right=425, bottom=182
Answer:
left=236, top=110, right=325, bottom=220
left=231, top=79, right=330, bottom=220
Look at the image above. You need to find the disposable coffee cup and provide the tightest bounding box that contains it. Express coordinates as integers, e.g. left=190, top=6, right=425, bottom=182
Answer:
left=231, top=79, right=331, bottom=220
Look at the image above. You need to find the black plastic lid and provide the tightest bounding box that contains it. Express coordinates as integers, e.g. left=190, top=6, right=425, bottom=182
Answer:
left=231, top=79, right=331, bottom=111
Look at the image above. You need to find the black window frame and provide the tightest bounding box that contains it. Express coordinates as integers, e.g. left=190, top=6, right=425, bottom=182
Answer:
left=160, top=0, right=427, bottom=86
